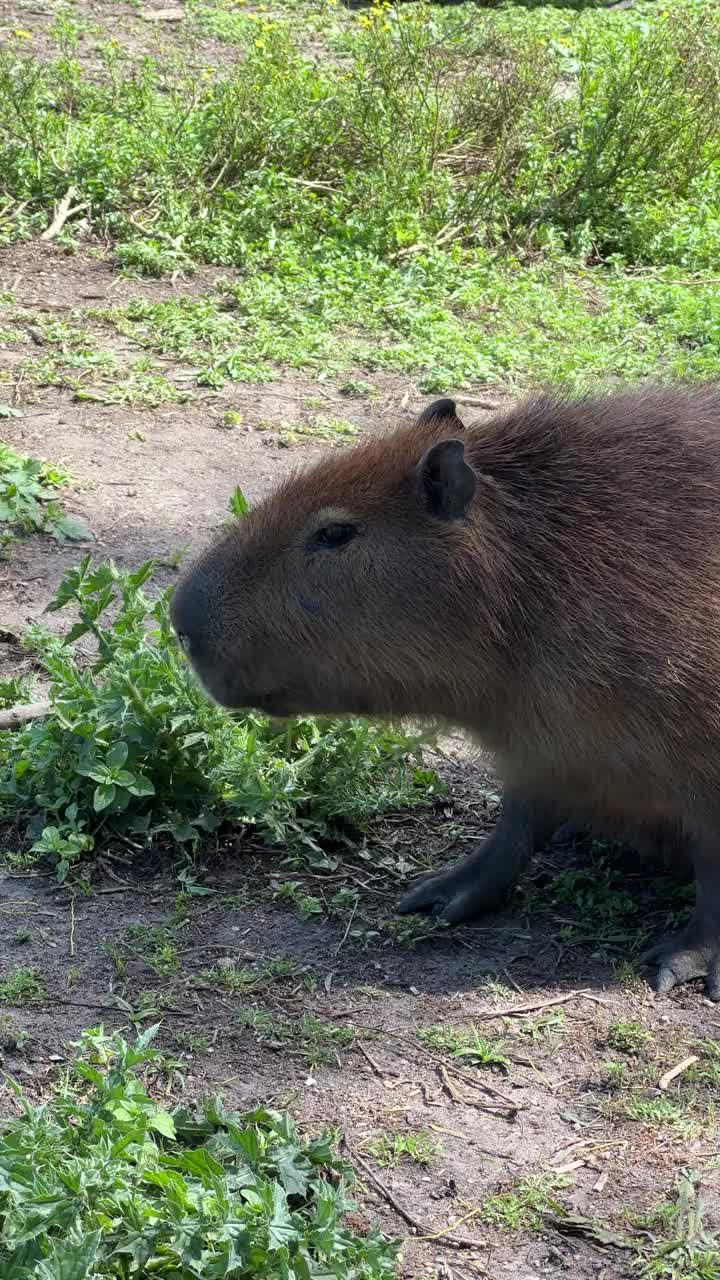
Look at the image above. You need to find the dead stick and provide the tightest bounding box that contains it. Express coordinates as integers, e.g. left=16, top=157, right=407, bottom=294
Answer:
left=475, top=989, right=599, bottom=1021
left=358, top=1026, right=520, bottom=1115
left=0, top=701, right=50, bottom=729
left=41, top=187, right=88, bottom=241
left=36, top=997, right=190, bottom=1017
left=346, top=1142, right=486, bottom=1251
left=439, top=1064, right=510, bottom=1117
left=659, top=1055, right=699, bottom=1091
left=358, top=1042, right=389, bottom=1078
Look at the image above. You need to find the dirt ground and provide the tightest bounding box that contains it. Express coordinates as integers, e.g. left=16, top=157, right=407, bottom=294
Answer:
left=3, top=238, right=720, bottom=1280
left=2, top=4, right=720, bottom=1272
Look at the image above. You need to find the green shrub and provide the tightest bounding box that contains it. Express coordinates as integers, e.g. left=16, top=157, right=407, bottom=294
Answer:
left=2, top=5, right=720, bottom=264
left=0, top=1024, right=398, bottom=1277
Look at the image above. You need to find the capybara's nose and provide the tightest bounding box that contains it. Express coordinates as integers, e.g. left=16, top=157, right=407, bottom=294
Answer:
left=170, top=570, right=210, bottom=663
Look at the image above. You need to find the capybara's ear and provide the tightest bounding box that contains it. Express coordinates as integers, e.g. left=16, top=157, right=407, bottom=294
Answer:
left=416, top=439, right=476, bottom=522
left=417, top=398, right=465, bottom=430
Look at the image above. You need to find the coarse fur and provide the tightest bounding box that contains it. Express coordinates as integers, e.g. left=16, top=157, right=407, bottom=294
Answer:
left=172, top=384, right=720, bottom=997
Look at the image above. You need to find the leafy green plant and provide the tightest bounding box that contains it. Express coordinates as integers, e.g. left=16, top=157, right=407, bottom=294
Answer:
left=366, top=1131, right=437, bottom=1168
left=607, top=1020, right=653, bottom=1055
left=636, top=1170, right=720, bottom=1278
left=274, top=881, right=324, bottom=920
left=419, top=1024, right=510, bottom=1071
left=0, top=557, right=434, bottom=880
left=0, top=676, right=32, bottom=710
left=0, top=442, right=91, bottom=546
left=483, top=1174, right=570, bottom=1232
left=0, top=1024, right=397, bottom=1277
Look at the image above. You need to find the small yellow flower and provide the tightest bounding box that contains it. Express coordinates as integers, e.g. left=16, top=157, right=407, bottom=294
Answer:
left=14, top=28, right=32, bottom=38
left=255, top=38, right=265, bottom=48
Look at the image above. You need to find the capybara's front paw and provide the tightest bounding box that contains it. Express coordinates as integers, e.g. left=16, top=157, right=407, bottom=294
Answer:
left=396, top=865, right=505, bottom=925
left=642, top=930, right=720, bottom=1000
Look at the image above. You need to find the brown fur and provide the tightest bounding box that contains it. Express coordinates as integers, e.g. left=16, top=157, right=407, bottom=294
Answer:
left=172, top=384, right=720, bottom=992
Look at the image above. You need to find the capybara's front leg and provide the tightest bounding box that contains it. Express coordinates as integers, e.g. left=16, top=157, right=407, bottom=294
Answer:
left=642, top=832, right=720, bottom=1000
left=396, top=792, right=556, bottom=925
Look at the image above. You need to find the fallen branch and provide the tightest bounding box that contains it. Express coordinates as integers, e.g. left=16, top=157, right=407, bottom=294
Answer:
left=41, top=187, right=88, bottom=241
left=475, top=989, right=603, bottom=1021
left=346, top=1142, right=487, bottom=1252
left=0, top=701, right=50, bottom=730
left=439, top=1063, right=513, bottom=1118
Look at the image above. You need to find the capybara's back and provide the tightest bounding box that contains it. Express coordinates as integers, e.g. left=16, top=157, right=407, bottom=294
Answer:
left=172, top=385, right=720, bottom=998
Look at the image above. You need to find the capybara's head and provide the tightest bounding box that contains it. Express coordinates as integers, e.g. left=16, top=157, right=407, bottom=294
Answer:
left=171, top=398, right=486, bottom=719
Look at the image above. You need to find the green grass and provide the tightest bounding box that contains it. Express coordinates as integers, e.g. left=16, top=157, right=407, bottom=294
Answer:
left=612, top=1094, right=711, bottom=1141
left=0, top=966, right=45, bottom=1005
left=119, top=924, right=182, bottom=978
left=201, top=956, right=306, bottom=994
left=483, top=1174, right=570, bottom=1232
left=3, top=3, right=720, bottom=395
left=366, top=1131, right=438, bottom=1168
left=418, top=1024, right=510, bottom=1071
left=606, top=1020, right=654, bottom=1055
left=0, top=1024, right=397, bottom=1277
left=235, top=1007, right=358, bottom=1066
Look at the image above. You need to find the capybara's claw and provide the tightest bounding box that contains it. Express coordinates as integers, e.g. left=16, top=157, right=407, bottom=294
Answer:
left=397, top=872, right=472, bottom=923
left=397, top=864, right=508, bottom=925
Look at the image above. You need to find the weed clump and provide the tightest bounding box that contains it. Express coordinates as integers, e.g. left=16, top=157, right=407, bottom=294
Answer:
left=0, top=1024, right=397, bottom=1277
left=0, top=442, right=91, bottom=554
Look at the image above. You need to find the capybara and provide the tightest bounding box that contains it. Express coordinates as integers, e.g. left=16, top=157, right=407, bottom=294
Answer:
left=172, top=386, right=720, bottom=998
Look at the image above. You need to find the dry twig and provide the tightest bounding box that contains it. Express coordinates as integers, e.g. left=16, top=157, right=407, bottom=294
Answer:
left=0, top=701, right=50, bottom=730
left=659, top=1055, right=699, bottom=1091
left=41, top=187, right=88, bottom=241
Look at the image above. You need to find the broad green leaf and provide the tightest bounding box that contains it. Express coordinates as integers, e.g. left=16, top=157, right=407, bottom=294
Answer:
left=227, top=486, right=250, bottom=518
left=268, top=1184, right=295, bottom=1251
left=93, top=782, right=116, bottom=812
left=50, top=515, right=94, bottom=543
left=34, top=1231, right=101, bottom=1280
left=127, top=776, right=155, bottom=797
left=148, top=1108, right=176, bottom=1139
left=106, top=741, right=129, bottom=769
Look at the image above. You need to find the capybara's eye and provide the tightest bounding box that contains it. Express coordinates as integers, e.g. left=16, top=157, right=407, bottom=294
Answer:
left=313, top=522, right=357, bottom=550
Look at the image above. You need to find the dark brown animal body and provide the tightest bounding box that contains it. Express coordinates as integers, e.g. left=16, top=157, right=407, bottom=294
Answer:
left=172, top=386, right=720, bottom=998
